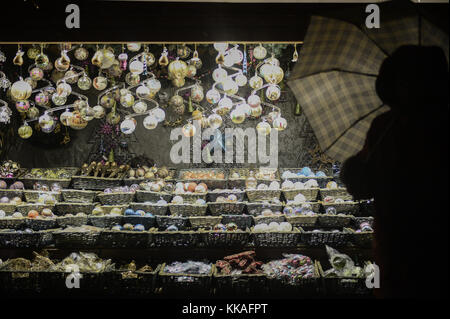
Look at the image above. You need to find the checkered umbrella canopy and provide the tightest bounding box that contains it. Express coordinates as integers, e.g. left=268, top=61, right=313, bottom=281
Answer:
left=288, top=15, right=448, bottom=162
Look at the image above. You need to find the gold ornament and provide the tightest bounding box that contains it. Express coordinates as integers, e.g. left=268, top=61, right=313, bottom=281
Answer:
left=182, top=123, right=196, bottom=137
left=168, top=59, right=188, bottom=80
left=69, top=111, right=88, bottom=130
left=106, top=111, right=121, bottom=125
left=256, top=121, right=271, bottom=136
left=13, top=50, right=24, bottom=66
left=18, top=123, right=33, bottom=139
left=77, top=74, right=92, bottom=90
left=74, top=47, right=89, bottom=61
left=11, top=80, right=32, bottom=100
left=27, top=47, right=40, bottom=60
left=35, top=53, right=49, bottom=69
left=93, top=76, right=108, bottom=90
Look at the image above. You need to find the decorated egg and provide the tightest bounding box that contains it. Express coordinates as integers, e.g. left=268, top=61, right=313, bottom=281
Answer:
left=124, top=209, right=135, bottom=216
left=195, top=199, right=206, bottom=205
left=214, top=223, right=227, bottom=231
left=0, top=210, right=5, bottom=218
left=123, top=223, right=134, bottom=231
left=304, top=179, right=319, bottom=188
left=93, top=76, right=108, bottom=90
left=282, top=180, right=294, bottom=190
left=134, top=224, right=145, bottom=231
left=172, top=195, right=183, bottom=204
left=12, top=212, right=23, bottom=218
left=293, top=193, right=306, bottom=204
left=166, top=225, right=178, bottom=231
left=268, top=181, right=280, bottom=190
left=326, top=181, right=338, bottom=189
left=27, top=210, right=39, bottom=218
left=294, top=182, right=305, bottom=189
left=92, top=207, right=105, bottom=216
left=15, top=100, right=30, bottom=113
left=325, top=207, right=337, bottom=215
left=110, top=207, right=123, bottom=215
left=41, top=208, right=53, bottom=217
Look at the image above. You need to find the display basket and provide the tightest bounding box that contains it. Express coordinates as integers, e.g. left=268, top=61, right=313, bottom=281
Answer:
left=228, top=168, right=280, bottom=188
left=246, top=189, right=281, bottom=202
left=24, top=217, right=57, bottom=231
left=200, top=230, right=250, bottom=247
left=280, top=168, right=332, bottom=187
left=0, top=230, right=44, bottom=248
left=317, top=214, right=354, bottom=228
left=0, top=270, right=41, bottom=293
left=56, top=215, right=88, bottom=228
left=0, top=203, right=16, bottom=214
left=122, top=215, right=156, bottom=229
left=178, top=168, right=227, bottom=189
left=252, top=228, right=301, bottom=247
left=207, top=190, right=245, bottom=203
left=71, top=175, right=123, bottom=190
left=16, top=203, right=55, bottom=215
left=97, top=192, right=135, bottom=205
left=109, top=264, right=161, bottom=296
left=156, top=215, right=190, bottom=230
left=173, top=192, right=206, bottom=204
left=188, top=216, right=222, bottom=230
left=19, top=167, right=78, bottom=189
left=266, top=260, right=322, bottom=296
left=348, top=228, right=374, bottom=248
left=0, top=217, right=25, bottom=229
left=53, top=229, right=101, bottom=248
left=320, top=188, right=352, bottom=200
left=98, top=230, right=151, bottom=248
left=253, top=214, right=286, bottom=225
left=299, top=227, right=352, bottom=247
left=158, top=263, right=214, bottom=294
left=23, top=190, right=62, bottom=203
left=213, top=268, right=268, bottom=296
left=150, top=230, right=200, bottom=247
left=123, top=168, right=177, bottom=186
left=168, top=203, right=207, bottom=217
left=61, top=189, right=98, bottom=203
left=88, top=215, right=123, bottom=228
left=246, top=202, right=283, bottom=216
left=99, top=205, right=127, bottom=215
left=0, top=189, right=23, bottom=199
left=285, top=215, right=318, bottom=228
left=282, top=188, right=319, bottom=202
left=321, top=202, right=359, bottom=214
left=135, top=190, right=172, bottom=203
left=207, top=202, right=246, bottom=216
left=129, top=202, right=168, bottom=216
left=221, top=214, right=253, bottom=230
left=317, top=261, right=372, bottom=296
left=54, top=202, right=96, bottom=216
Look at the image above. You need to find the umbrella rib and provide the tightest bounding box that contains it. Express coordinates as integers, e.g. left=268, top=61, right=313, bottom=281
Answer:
left=322, top=104, right=386, bottom=154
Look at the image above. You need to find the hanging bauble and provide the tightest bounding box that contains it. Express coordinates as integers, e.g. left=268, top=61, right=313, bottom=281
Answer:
left=118, top=53, right=128, bottom=71
left=214, top=43, right=228, bottom=52
left=107, top=62, right=123, bottom=78
left=235, top=73, right=247, bottom=87
left=18, top=122, right=33, bottom=139
left=51, top=70, right=65, bottom=83
left=13, top=50, right=24, bottom=66
left=143, top=52, right=155, bottom=66
left=267, top=111, right=280, bottom=124
left=169, top=95, right=184, bottom=108
left=60, top=109, right=73, bottom=126
left=69, top=111, right=88, bottom=130
left=30, top=67, right=44, bottom=81
left=212, top=67, right=227, bottom=83
left=143, top=115, right=158, bottom=129
left=80, top=106, right=95, bottom=121
left=11, top=80, right=32, bottom=100
left=120, top=118, right=137, bottom=134
left=253, top=44, right=267, bottom=60
left=91, top=50, right=103, bottom=67
left=93, top=105, right=106, bottom=119
left=51, top=93, right=67, bottom=106
left=27, top=106, right=39, bottom=119
left=168, top=59, right=188, bottom=80
left=266, top=55, right=280, bottom=66
left=222, top=78, right=239, bottom=95
left=250, top=105, right=263, bottom=118
left=129, top=60, right=144, bottom=75
left=35, top=91, right=49, bottom=107
left=230, top=48, right=244, bottom=64
left=218, top=96, right=232, bottom=110
left=223, top=54, right=235, bottom=67
left=35, top=53, right=49, bottom=69
left=93, top=76, right=108, bottom=90
left=189, top=56, right=202, bottom=69
left=55, top=52, right=70, bottom=72
left=191, top=85, right=204, bottom=103
left=16, top=100, right=30, bottom=113
left=132, top=100, right=147, bottom=114
left=100, top=49, right=115, bottom=69
left=256, top=121, right=271, bottom=136
left=273, top=116, right=287, bottom=131
left=230, top=109, right=245, bottom=124
left=237, top=103, right=252, bottom=117
left=266, top=85, right=281, bottom=101
left=39, top=113, right=56, bottom=133
left=64, top=70, right=79, bottom=84
left=186, top=65, right=197, bottom=78
left=182, top=123, right=196, bottom=137
left=120, top=93, right=135, bottom=108
left=27, top=47, right=40, bottom=60
left=247, top=94, right=261, bottom=108
left=73, top=99, right=88, bottom=111
left=249, top=75, right=263, bottom=90
left=206, top=89, right=221, bottom=104
left=151, top=107, right=166, bottom=122
left=106, top=111, right=121, bottom=125
left=136, top=85, right=150, bottom=99
left=56, top=82, right=72, bottom=97
left=127, top=43, right=141, bottom=52
left=200, top=115, right=209, bottom=129
left=171, top=77, right=184, bottom=88
left=146, top=78, right=161, bottom=93
left=216, top=106, right=230, bottom=116
left=263, top=65, right=284, bottom=85
left=208, top=113, right=223, bottom=129
left=176, top=45, right=190, bottom=59
left=24, top=77, right=37, bottom=89
left=125, top=72, right=140, bottom=86
left=77, top=74, right=92, bottom=90
left=158, top=51, right=169, bottom=67
left=74, top=47, right=89, bottom=61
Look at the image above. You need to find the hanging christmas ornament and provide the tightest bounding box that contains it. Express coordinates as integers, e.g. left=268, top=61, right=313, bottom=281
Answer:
left=136, top=85, right=150, bottom=99
left=265, top=84, right=281, bottom=101
left=15, top=100, right=30, bottom=113
left=236, top=103, right=252, bottom=117
left=100, top=94, right=115, bottom=109
left=93, top=76, right=108, bottom=90
left=218, top=96, right=232, bottom=110
left=13, top=48, right=24, bottom=66
left=177, top=45, right=190, bottom=59
left=267, top=111, right=280, bottom=124
left=159, top=47, right=169, bottom=67
left=35, top=51, right=49, bottom=69
left=11, top=79, right=32, bottom=100
left=127, top=43, right=141, bottom=52
left=125, top=72, right=140, bottom=86
left=56, top=82, right=72, bottom=97
left=186, top=65, right=197, bottom=78
left=171, top=77, right=185, bottom=88
left=169, top=95, right=184, bottom=114
left=73, top=99, right=88, bottom=111
left=74, top=46, right=89, bottom=61
left=51, top=93, right=67, bottom=106
left=27, top=106, right=39, bottom=119
left=222, top=78, right=239, bottom=95
left=200, top=115, right=209, bottom=129
left=34, top=91, right=49, bottom=107
left=147, top=78, right=161, bottom=94
left=235, top=73, right=247, bottom=87
left=143, top=52, right=155, bottom=66
left=292, top=43, right=299, bottom=62
left=118, top=53, right=128, bottom=71
left=182, top=122, right=196, bottom=137
left=106, top=111, right=121, bottom=125
left=230, top=109, right=245, bottom=124
left=250, top=105, right=263, bottom=118
left=192, top=109, right=203, bottom=121
left=208, top=113, right=223, bottom=129
left=77, top=74, right=92, bottom=90
left=247, top=94, right=261, bottom=108
left=212, top=66, right=227, bottom=83
left=206, top=89, right=221, bottom=104
left=190, top=47, right=202, bottom=69
left=263, top=64, right=284, bottom=85
left=256, top=121, right=271, bottom=136
left=30, top=67, right=44, bottom=81
left=39, top=113, right=56, bottom=133
left=54, top=50, right=71, bottom=72
left=51, top=70, right=65, bottom=84
left=151, top=107, right=166, bottom=122
left=249, top=75, right=263, bottom=90
left=132, top=100, right=147, bottom=114
left=120, top=93, right=135, bottom=108
left=60, top=109, right=73, bottom=126
left=191, top=85, right=204, bottom=103
left=143, top=115, right=158, bottom=129
left=120, top=117, right=137, bottom=134
left=0, top=103, right=12, bottom=124
left=93, top=105, right=106, bottom=119
left=18, top=123, right=33, bottom=139
left=129, top=60, right=144, bottom=74
left=214, top=43, right=228, bottom=52
left=24, top=77, right=37, bottom=89
left=64, top=69, right=79, bottom=84
left=253, top=44, right=267, bottom=60
left=80, top=106, right=95, bottom=121
left=273, top=116, right=287, bottom=131
left=27, top=46, right=40, bottom=60
left=168, top=59, right=188, bottom=80
left=69, top=111, right=88, bottom=130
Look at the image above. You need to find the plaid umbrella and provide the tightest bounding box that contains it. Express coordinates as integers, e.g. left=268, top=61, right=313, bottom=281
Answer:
left=288, top=15, right=448, bottom=162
